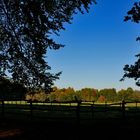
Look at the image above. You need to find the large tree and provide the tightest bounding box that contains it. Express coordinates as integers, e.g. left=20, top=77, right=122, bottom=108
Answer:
left=121, top=2, right=140, bottom=86
left=0, top=0, right=96, bottom=92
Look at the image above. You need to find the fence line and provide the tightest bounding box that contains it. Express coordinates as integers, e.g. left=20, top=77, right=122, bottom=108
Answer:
left=1, top=100, right=140, bottom=122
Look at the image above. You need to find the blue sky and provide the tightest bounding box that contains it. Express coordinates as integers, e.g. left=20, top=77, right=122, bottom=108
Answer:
left=48, top=0, right=140, bottom=91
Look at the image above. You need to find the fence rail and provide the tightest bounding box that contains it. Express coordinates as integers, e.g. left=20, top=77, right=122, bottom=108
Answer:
left=1, top=100, right=140, bottom=122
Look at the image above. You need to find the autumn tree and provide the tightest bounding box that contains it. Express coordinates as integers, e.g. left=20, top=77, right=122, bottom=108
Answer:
left=98, top=88, right=117, bottom=102
left=97, top=95, right=106, bottom=103
left=0, top=0, right=96, bottom=93
left=117, top=87, right=134, bottom=101
left=47, top=87, right=98, bottom=102
left=78, top=88, right=98, bottom=102
left=131, top=90, right=140, bottom=101
left=58, top=87, right=76, bottom=102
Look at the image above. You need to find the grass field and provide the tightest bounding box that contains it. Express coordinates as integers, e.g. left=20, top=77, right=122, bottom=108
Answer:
left=1, top=101, right=140, bottom=139
left=1, top=100, right=140, bottom=121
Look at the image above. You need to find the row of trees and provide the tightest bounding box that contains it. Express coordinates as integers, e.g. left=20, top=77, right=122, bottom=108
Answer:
left=25, top=87, right=140, bottom=103
left=1, top=77, right=140, bottom=102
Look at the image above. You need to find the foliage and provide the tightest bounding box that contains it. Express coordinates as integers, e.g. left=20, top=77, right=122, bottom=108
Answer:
left=24, top=86, right=140, bottom=103
left=98, top=88, right=117, bottom=102
left=0, top=77, right=26, bottom=100
left=48, top=87, right=76, bottom=102
left=97, top=95, right=106, bottom=103
left=124, top=2, right=140, bottom=23
left=121, top=1, right=140, bottom=86
left=78, top=88, right=98, bottom=101
left=117, top=87, right=134, bottom=101
left=0, top=0, right=96, bottom=92
left=0, top=77, right=11, bottom=98
left=48, top=87, right=98, bottom=102
left=129, top=90, right=140, bottom=102
left=26, top=90, right=47, bottom=102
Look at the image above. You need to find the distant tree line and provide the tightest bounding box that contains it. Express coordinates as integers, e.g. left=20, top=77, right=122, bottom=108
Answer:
left=1, top=77, right=140, bottom=102
left=26, top=87, right=140, bottom=103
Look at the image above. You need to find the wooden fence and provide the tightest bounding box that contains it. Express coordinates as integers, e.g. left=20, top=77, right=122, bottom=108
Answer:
left=0, top=100, right=140, bottom=122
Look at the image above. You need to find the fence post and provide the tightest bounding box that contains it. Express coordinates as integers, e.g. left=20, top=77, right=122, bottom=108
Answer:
left=51, top=102, right=53, bottom=111
left=76, top=101, right=81, bottom=125
left=91, top=101, right=94, bottom=119
left=122, top=100, right=126, bottom=120
left=30, top=100, right=33, bottom=119
left=136, top=101, right=138, bottom=110
left=105, top=101, right=107, bottom=111
left=1, top=100, right=5, bottom=117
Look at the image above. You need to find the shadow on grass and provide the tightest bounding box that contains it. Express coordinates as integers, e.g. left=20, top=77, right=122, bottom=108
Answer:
left=1, top=103, right=140, bottom=139
left=0, top=117, right=140, bottom=140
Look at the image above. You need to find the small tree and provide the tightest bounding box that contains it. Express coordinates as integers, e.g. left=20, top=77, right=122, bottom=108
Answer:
left=117, top=88, right=133, bottom=101
left=79, top=88, right=98, bottom=102
left=131, top=90, right=140, bottom=102
left=98, top=88, right=117, bottom=102
left=97, top=95, right=106, bottom=103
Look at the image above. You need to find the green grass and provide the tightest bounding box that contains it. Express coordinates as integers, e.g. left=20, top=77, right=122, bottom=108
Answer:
left=1, top=101, right=140, bottom=122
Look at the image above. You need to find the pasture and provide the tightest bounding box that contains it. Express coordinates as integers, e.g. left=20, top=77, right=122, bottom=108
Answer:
left=1, top=100, right=140, bottom=121
left=1, top=101, right=140, bottom=140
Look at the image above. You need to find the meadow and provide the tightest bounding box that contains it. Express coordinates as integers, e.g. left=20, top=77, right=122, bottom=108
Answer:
left=1, top=100, right=140, bottom=139
left=1, top=100, right=140, bottom=121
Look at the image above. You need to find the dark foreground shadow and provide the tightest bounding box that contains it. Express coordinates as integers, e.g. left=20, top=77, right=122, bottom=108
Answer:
left=0, top=117, right=140, bottom=140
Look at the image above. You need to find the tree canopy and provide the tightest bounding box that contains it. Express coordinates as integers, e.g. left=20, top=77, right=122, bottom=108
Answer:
left=0, top=0, right=96, bottom=92
left=25, top=87, right=140, bottom=102
left=121, top=1, right=140, bottom=86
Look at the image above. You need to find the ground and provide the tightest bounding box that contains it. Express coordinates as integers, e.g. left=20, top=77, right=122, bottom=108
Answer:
left=0, top=117, right=140, bottom=140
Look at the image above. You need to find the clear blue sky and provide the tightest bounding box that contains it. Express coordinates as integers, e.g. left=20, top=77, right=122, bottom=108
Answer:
left=48, top=0, right=140, bottom=91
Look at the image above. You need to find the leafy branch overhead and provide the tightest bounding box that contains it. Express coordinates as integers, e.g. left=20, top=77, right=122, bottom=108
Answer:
left=0, top=0, right=96, bottom=92
left=124, top=2, right=140, bottom=23
left=122, top=1, right=140, bottom=86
